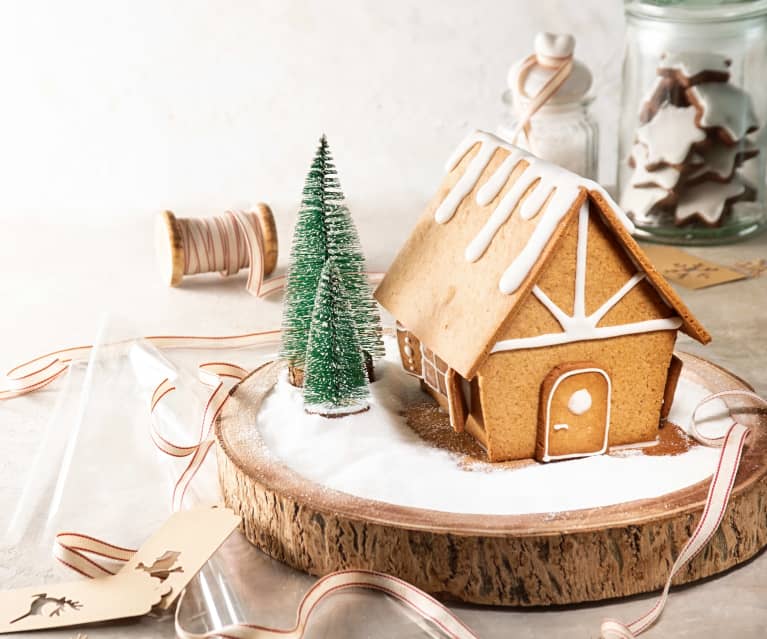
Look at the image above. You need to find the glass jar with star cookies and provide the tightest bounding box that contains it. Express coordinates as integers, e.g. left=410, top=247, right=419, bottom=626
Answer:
left=619, top=0, right=767, bottom=245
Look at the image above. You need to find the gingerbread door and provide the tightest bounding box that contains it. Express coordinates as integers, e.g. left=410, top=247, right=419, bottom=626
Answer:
left=536, top=363, right=611, bottom=462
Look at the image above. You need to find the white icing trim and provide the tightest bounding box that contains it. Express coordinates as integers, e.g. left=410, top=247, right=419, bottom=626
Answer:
left=438, top=131, right=635, bottom=295
left=520, top=182, right=553, bottom=221
left=589, top=273, right=646, bottom=326
left=420, top=343, right=448, bottom=396
left=464, top=168, right=541, bottom=262
left=542, top=367, right=611, bottom=463
left=435, top=135, right=497, bottom=223
left=553, top=423, right=569, bottom=431
left=498, top=192, right=579, bottom=294
left=492, top=317, right=683, bottom=353
left=532, top=286, right=571, bottom=328
left=573, top=201, right=589, bottom=318
left=514, top=202, right=655, bottom=352
left=476, top=150, right=526, bottom=206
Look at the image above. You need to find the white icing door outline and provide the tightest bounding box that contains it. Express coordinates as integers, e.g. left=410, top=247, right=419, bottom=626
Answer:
left=541, top=367, right=611, bottom=463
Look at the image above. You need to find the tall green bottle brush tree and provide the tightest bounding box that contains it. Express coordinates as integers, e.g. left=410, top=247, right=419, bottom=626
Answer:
left=325, top=202, right=384, bottom=379
left=281, top=135, right=383, bottom=391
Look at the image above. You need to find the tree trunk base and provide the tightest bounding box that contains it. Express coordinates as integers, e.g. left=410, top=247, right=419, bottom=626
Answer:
left=215, top=355, right=767, bottom=606
left=287, top=366, right=304, bottom=387
left=364, top=353, right=375, bottom=383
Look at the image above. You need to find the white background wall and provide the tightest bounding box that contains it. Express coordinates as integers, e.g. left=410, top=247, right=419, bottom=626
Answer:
left=0, top=1, right=624, bottom=226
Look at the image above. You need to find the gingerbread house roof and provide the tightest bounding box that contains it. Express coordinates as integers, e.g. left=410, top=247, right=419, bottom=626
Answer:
left=375, top=131, right=710, bottom=379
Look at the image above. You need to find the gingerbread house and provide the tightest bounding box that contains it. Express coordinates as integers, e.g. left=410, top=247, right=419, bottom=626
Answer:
left=375, top=131, right=711, bottom=462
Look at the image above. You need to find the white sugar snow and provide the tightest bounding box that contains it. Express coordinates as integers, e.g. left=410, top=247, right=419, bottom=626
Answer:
left=256, top=337, right=727, bottom=515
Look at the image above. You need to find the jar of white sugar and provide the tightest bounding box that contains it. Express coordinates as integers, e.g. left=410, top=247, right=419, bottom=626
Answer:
left=500, top=32, right=598, bottom=180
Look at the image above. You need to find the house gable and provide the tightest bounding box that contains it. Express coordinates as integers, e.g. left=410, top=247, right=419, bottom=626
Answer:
left=590, top=190, right=710, bottom=344
left=376, top=130, right=710, bottom=382
left=492, top=194, right=710, bottom=354
left=496, top=207, right=673, bottom=344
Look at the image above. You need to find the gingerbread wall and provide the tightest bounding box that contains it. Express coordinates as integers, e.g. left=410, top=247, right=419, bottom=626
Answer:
left=477, top=330, right=676, bottom=461
left=477, top=201, right=680, bottom=462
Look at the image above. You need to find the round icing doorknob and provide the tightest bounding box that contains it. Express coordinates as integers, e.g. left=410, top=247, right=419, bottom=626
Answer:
left=534, top=32, right=575, bottom=63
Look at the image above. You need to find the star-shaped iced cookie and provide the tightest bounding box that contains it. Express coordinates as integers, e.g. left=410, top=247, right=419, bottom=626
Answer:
left=687, top=138, right=759, bottom=183
left=675, top=177, right=751, bottom=226
left=687, top=83, right=759, bottom=145
left=620, top=184, right=674, bottom=223
left=658, top=51, right=731, bottom=86
left=629, top=144, right=681, bottom=190
left=636, top=105, right=706, bottom=166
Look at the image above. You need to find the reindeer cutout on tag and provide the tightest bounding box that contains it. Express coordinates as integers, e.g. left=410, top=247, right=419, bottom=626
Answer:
left=0, top=507, right=240, bottom=634
left=9, top=593, right=82, bottom=624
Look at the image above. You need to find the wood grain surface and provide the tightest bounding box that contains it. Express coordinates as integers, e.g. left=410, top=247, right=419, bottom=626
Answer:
left=215, top=353, right=767, bottom=606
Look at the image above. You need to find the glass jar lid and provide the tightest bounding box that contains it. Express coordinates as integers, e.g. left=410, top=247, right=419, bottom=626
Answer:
left=507, top=32, right=593, bottom=108
left=625, top=0, right=767, bottom=23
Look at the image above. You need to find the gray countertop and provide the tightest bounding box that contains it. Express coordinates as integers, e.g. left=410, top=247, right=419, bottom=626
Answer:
left=0, top=218, right=765, bottom=639
left=1, top=1, right=765, bottom=635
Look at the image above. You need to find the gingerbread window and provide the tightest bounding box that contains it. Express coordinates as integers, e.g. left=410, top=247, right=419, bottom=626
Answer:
left=420, top=344, right=448, bottom=397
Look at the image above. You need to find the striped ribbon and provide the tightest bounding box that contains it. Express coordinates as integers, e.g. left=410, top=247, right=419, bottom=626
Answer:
left=54, top=531, right=136, bottom=579
left=1, top=335, right=763, bottom=637
left=510, top=51, right=574, bottom=146
left=151, top=361, right=251, bottom=512
left=0, top=271, right=386, bottom=401
left=601, top=390, right=764, bottom=638
left=174, top=570, right=480, bottom=639
left=229, top=210, right=286, bottom=298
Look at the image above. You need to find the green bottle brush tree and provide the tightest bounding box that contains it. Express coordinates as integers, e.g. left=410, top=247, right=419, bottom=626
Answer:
left=280, top=135, right=383, bottom=396
left=303, top=258, right=370, bottom=417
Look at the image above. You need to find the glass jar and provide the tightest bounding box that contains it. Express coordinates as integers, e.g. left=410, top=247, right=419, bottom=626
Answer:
left=500, top=97, right=599, bottom=180
left=499, top=32, right=599, bottom=180
left=618, top=0, right=767, bottom=244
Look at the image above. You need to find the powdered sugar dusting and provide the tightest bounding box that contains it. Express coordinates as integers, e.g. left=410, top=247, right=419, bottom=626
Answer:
left=255, top=338, right=727, bottom=515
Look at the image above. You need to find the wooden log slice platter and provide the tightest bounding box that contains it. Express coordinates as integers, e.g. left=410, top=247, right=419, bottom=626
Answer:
left=215, top=353, right=767, bottom=606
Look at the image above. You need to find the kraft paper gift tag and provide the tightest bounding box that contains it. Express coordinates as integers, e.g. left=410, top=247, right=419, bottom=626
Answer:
left=0, top=506, right=240, bottom=634
left=1, top=571, right=166, bottom=633
left=122, top=506, right=241, bottom=609
left=641, top=245, right=746, bottom=289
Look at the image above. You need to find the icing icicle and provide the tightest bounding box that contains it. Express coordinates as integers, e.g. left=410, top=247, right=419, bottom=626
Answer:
left=437, top=130, right=635, bottom=295
left=476, top=150, right=527, bottom=205
left=434, top=134, right=497, bottom=224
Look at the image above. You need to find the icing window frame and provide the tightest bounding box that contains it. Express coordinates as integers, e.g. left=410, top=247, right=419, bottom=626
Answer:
left=420, top=344, right=448, bottom=397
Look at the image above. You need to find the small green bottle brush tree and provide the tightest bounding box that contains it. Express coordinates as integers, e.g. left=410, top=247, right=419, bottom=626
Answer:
left=303, top=258, right=370, bottom=417
left=280, top=135, right=383, bottom=413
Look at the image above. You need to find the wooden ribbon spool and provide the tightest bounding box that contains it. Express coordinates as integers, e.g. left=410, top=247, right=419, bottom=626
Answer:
left=156, top=204, right=279, bottom=288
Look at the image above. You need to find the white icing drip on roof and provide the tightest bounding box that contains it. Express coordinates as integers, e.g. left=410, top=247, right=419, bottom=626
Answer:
left=437, top=130, right=635, bottom=294
left=434, top=134, right=497, bottom=223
